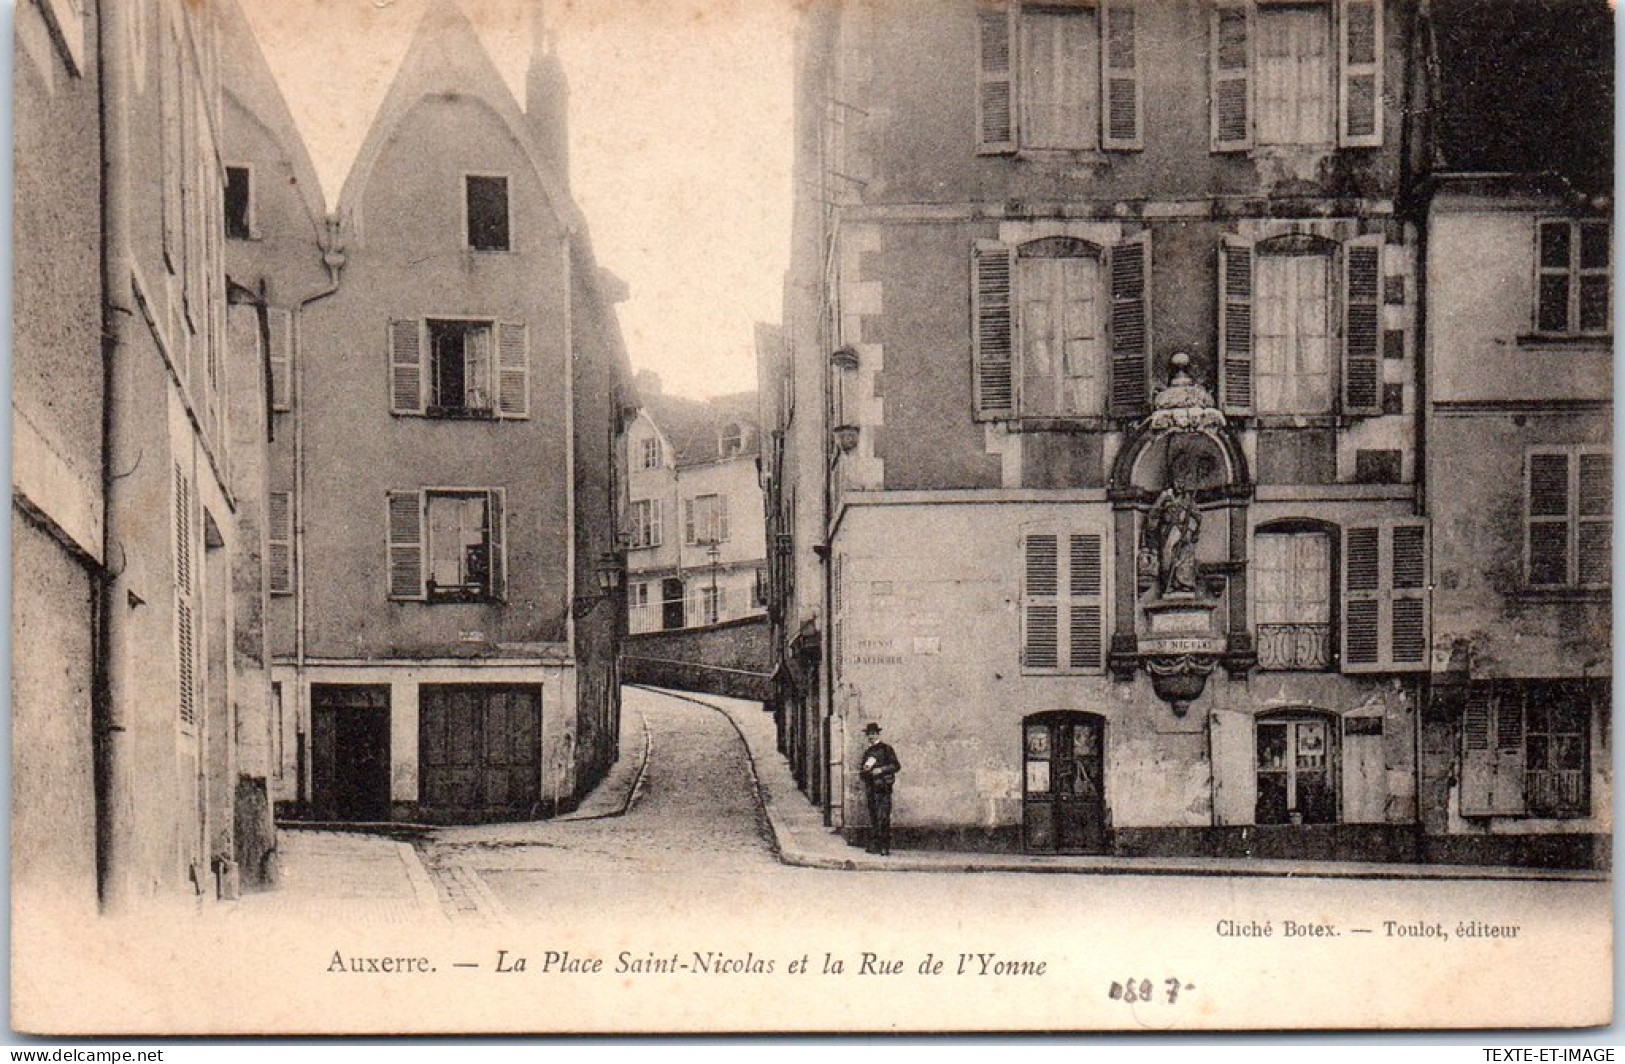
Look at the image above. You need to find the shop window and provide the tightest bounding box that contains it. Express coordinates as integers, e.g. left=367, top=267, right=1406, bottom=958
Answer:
left=1256, top=712, right=1338, bottom=824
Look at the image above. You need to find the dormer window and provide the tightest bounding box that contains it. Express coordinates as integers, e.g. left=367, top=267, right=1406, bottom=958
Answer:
left=720, top=422, right=744, bottom=457
left=465, top=175, right=510, bottom=251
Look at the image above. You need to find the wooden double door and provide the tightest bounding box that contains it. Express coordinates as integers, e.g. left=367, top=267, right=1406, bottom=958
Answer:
left=419, top=684, right=542, bottom=821
left=1022, top=712, right=1107, bottom=854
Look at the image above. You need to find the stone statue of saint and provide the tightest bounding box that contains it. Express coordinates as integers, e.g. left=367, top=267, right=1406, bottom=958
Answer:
left=1143, top=483, right=1201, bottom=596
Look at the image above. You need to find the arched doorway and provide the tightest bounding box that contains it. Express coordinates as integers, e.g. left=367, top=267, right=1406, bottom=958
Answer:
left=1022, top=712, right=1107, bottom=853
left=1255, top=710, right=1339, bottom=825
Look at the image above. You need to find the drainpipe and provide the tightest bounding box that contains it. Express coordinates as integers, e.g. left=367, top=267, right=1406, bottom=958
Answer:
left=97, top=0, right=137, bottom=914
left=291, top=216, right=346, bottom=809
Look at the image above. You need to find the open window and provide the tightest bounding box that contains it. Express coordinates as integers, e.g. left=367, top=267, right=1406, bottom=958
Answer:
left=386, top=488, right=506, bottom=603
left=465, top=175, right=511, bottom=252
left=1461, top=681, right=1597, bottom=819
left=224, top=166, right=254, bottom=240
left=389, top=318, right=529, bottom=419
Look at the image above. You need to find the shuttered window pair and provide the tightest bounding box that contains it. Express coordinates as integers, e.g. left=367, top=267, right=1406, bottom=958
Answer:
left=1021, top=531, right=1106, bottom=673
left=685, top=494, right=730, bottom=545
left=389, top=319, right=529, bottom=418
left=977, top=1, right=1141, bottom=153
left=1210, top=0, right=1383, bottom=152
left=1526, top=448, right=1611, bottom=589
left=1218, top=237, right=1384, bottom=417
left=1460, top=681, right=1593, bottom=819
left=972, top=236, right=1150, bottom=420
left=1340, top=520, right=1427, bottom=672
left=386, top=489, right=507, bottom=603
left=630, top=499, right=664, bottom=549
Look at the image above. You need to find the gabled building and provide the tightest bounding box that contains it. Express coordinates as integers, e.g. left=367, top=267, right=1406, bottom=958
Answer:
left=1419, top=0, right=1612, bottom=868
left=14, top=0, right=279, bottom=920
left=625, top=372, right=768, bottom=634
left=255, top=1, right=635, bottom=824
left=774, top=0, right=1437, bottom=858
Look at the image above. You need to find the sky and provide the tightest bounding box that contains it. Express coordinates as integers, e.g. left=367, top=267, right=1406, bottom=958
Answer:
left=239, top=0, right=798, bottom=400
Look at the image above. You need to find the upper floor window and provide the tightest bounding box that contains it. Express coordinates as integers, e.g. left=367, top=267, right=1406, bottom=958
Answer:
left=976, top=0, right=1142, bottom=154
left=719, top=422, right=745, bottom=457
left=1218, top=234, right=1384, bottom=418
left=386, top=488, right=506, bottom=603
left=1526, top=447, right=1610, bottom=589
left=630, top=498, right=664, bottom=549
left=224, top=166, right=254, bottom=240
left=465, top=175, right=510, bottom=251
left=685, top=493, right=730, bottom=545
left=1020, top=529, right=1105, bottom=674
left=1254, top=529, right=1333, bottom=670
left=972, top=235, right=1150, bottom=420
left=1536, top=220, right=1611, bottom=336
left=639, top=436, right=663, bottom=469
left=389, top=318, right=529, bottom=419
left=1211, top=0, right=1383, bottom=153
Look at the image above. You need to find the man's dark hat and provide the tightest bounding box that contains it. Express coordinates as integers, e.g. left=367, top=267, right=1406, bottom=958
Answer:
left=864, top=722, right=882, bottom=735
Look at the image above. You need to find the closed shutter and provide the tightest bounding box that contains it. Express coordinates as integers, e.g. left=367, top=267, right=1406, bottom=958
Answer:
left=977, top=4, right=1016, bottom=153
left=1210, top=708, right=1258, bottom=825
left=174, top=463, right=196, bottom=728
left=1022, top=534, right=1060, bottom=669
left=268, top=307, right=293, bottom=412
left=486, top=489, right=507, bottom=601
left=386, top=490, right=425, bottom=600
left=1338, top=0, right=1383, bottom=147
left=1211, top=4, right=1253, bottom=151
left=1527, top=451, right=1572, bottom=586
left=1068, top=533, right=1104, bottom=670
left=389, top=319, right=424, bottom=415
left=1577, top=452, right=1611, bottom=587
left=1219, top=239, right=1254, bottom=415
left=1343, top=520, right=1429, bottom=673
left=1100, top=1, right=1142, bottom=150
left=684, top=498, right=696, bottom=545
left=1458, top=688, right=1495, bottom=815
left=1108, top=236, right=1151, bottom=417
left=268, top=490, right=293, bottom=596
left=1022, top=531, right=1106, bottom=672
left=497, top=321, right=530, bottom=418
left=717, top=494, right=731, bottom=542
left=1491, top=685, right=1528, bottom=814
left=1342, top=238, right=1382, bottom=415
left=973, top=241, right=1017, bottom=419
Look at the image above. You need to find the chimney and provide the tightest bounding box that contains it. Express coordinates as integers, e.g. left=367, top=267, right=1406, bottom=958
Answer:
left=526, top=0, right=571, bottom=188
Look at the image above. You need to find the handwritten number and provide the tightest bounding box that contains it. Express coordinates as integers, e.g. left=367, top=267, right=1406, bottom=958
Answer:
left=1109, top=977, right=1194, bottom=1006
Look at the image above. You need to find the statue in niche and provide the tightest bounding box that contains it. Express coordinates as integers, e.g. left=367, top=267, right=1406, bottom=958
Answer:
left=1142, top=480, right=1201, bottom=597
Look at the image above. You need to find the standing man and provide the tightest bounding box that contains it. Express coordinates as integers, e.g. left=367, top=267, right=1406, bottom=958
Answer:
left=860, top=722, right=901, bottom=855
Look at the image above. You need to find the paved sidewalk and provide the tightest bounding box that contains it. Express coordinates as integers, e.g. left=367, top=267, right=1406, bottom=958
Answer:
left=648, top=686, right=1607, bottom=883
left=229, top=828, right=445, bottom=924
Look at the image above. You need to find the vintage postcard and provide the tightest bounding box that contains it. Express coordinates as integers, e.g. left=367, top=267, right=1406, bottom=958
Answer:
left=9, top=0, right=1613, bottom=1035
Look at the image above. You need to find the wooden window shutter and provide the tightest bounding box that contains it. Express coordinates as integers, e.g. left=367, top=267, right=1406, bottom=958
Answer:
left=1527, top=451, right=1572, bottom=586
left=684, top=498, right=696, bottom=545
left=1218, top=239, right=1254, bottom=415
left=386, top=490, right=425, bottom=600
left=389, top=319, right=424, bottom=415
left=1343, top=520, right=1429, bottom=673
left=1068, top=533, right=1105, bottom=670
left=173, top=463, right=197, bottom=727
left=1210, top=3, right=1253, bottom=152
left=268, top=490, right=294, bottom=596
left=1022, top=534, right=1061, bottom=669
left=268, top=307, right=293, bottom=412
left=1108, top=235, right=1151, bottom=417
left=1388, top=520, right=1429, bottom=669
left=1342, top=238, right=1383, bottom=415
left=972, top=240, right=1017, bottom=420
left=1458, top=688, right=1495, bottom=816
left=1341, top=523, right=1381, bottom=671
left=977, top=4, right=1017, bottom=153
left=1338, top=0, right=1383, bottom=147
left=1577, top=452, right=1612, bottom=587
left=1100, top=1, right=1142, bottom=150
left=497, top=321, right=530, bottom=418
left=486, top=489, right=507, bottom=601
left=718, top=494, right=731, bottom=542
left=1491, top=686, right=1528, bottom=814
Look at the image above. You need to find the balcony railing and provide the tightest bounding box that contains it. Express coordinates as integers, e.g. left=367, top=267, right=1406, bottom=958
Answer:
left=1256, top=623, right=1333, bottom=671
